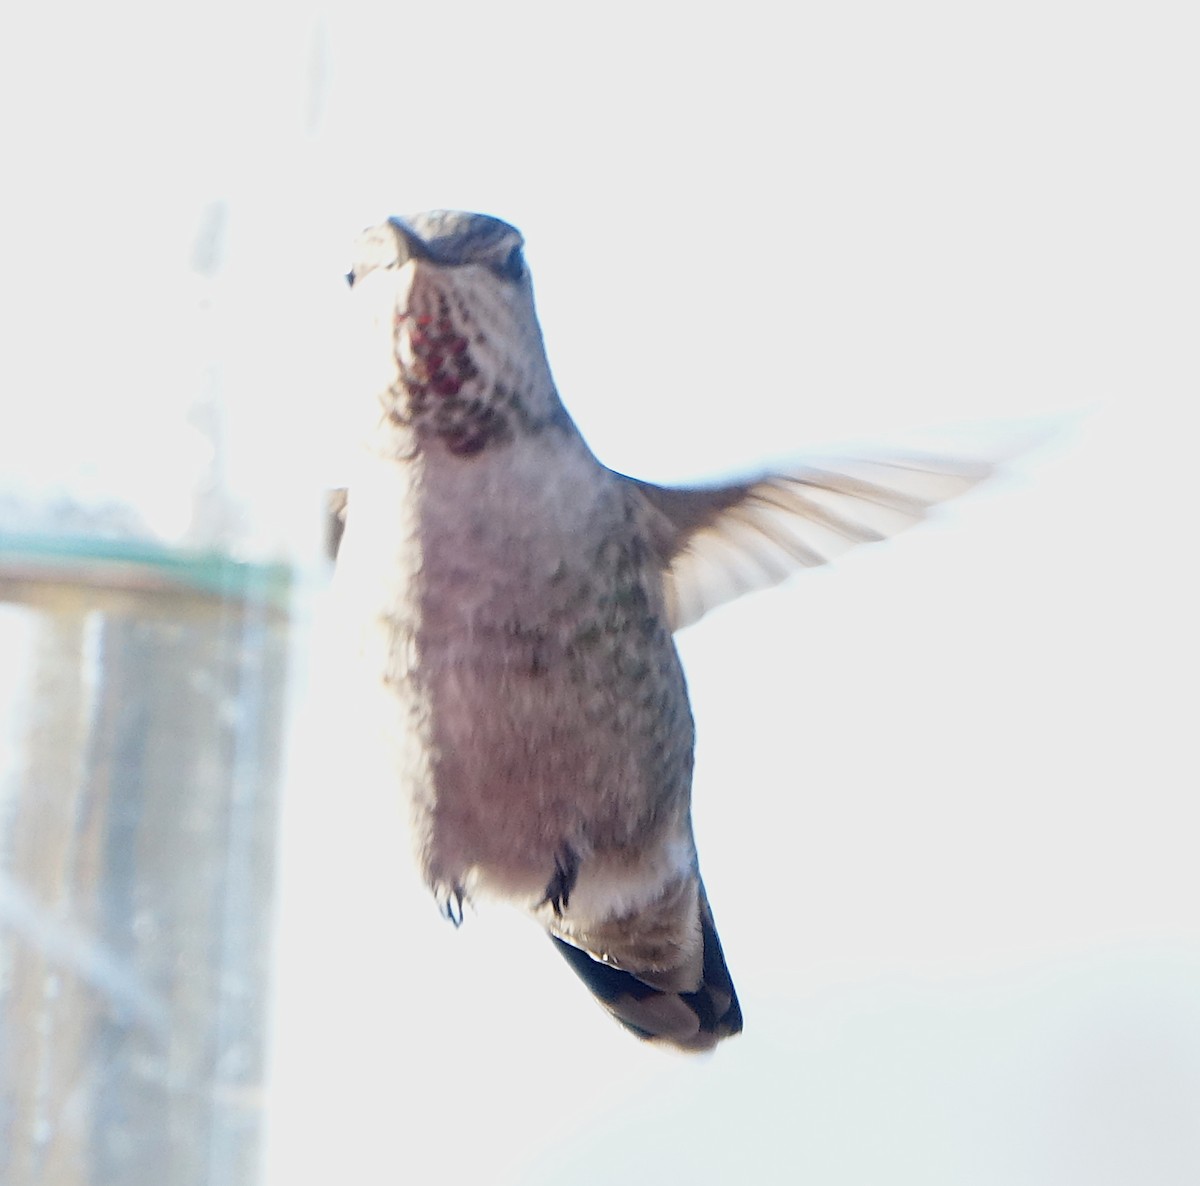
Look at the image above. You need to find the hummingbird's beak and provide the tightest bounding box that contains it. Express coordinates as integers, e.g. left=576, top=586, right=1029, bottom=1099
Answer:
left=345, top=219, right=439, bottom=288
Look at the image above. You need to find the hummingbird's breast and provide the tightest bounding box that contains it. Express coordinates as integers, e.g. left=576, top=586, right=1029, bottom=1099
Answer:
left=339, top=435, right=695, bottom=908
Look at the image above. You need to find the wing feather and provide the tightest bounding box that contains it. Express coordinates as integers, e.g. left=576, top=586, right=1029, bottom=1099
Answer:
left=627, top=455, right=994, bottom=630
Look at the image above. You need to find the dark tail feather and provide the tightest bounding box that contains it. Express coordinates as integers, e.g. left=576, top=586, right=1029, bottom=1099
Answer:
left=549, top=898, right=742, bottom=1052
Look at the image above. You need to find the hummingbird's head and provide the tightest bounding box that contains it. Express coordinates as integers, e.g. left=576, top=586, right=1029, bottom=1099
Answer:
left=347, top=211, right=568, bottom=457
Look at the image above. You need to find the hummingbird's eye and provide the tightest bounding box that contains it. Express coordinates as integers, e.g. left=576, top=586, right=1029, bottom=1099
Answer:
left=496, top=245, right=526, bottom=282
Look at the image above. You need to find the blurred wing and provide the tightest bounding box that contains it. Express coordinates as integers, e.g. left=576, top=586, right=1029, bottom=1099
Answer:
left=627, top=456, right=994, bottom=631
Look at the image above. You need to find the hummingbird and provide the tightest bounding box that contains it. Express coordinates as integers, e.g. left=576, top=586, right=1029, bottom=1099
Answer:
left=332, top=210, right=992, bottom=1051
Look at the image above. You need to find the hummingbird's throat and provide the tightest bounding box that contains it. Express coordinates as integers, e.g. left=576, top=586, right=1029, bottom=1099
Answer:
left=399, top=311, right=479, bottom=398
left=390, top=297, right=510, bottom=457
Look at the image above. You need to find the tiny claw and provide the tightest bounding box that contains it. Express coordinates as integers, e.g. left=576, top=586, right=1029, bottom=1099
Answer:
left=541, top=849, right=579, bottom=918
left=439, top=885, right=466, bottom=927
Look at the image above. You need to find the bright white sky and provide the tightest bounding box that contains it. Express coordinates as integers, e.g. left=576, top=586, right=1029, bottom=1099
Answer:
left=4, top=2, right=1198, bottom=1183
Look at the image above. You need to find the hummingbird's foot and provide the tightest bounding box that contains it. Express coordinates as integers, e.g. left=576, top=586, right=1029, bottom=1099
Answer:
left=541, top=848, right=580, bottom=918
left=436, top=883, right=467, bottom=927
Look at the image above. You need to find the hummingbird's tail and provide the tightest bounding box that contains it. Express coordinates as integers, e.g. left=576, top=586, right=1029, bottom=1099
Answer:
left=549, top=885, right=742, bottom=1051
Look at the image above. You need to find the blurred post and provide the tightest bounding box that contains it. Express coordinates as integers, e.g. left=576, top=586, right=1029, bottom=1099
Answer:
left=0, top=546, right=297, bottom=1185
left=0, top=5, right=332, bottom=1181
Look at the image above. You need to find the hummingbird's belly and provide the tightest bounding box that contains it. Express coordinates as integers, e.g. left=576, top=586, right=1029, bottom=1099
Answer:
left=342, top=441, right=694, bottom=907
left=406, top=615, right=695, bottom=906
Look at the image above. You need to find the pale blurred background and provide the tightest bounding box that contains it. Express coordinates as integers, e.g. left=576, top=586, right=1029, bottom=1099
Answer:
left=2, top=2, right=1197, bottom=1183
